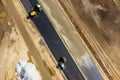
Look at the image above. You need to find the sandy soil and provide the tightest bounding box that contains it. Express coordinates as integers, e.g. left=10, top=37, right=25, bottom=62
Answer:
left=58, top=0, right=120, bottom=79
left=0, top=26, right=29, bottom=80
left=0, top=1, right=28, bottom=79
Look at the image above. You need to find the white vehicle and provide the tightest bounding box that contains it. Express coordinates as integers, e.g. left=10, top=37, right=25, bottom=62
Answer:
left=36, top=2, right=42, bottom=11
left=57, top=62, right=65, bottom=70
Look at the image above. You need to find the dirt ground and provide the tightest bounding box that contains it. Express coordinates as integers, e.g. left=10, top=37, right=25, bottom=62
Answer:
left=58, top=0, right=120, bottom=79
left=0, top=0, right=65, bottom=80
left=0, top=1, right=29, bottom=80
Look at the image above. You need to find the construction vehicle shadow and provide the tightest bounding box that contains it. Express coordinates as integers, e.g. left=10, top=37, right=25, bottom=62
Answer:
left=26, top=15, right=31, bottom=19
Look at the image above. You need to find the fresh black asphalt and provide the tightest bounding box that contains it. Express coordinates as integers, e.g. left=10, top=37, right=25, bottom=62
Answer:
left=21, top=0, right=84, bottom=80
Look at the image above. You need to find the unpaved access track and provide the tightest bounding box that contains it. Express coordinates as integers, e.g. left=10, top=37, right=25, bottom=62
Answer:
left=58, top=0, right=120, bottom=79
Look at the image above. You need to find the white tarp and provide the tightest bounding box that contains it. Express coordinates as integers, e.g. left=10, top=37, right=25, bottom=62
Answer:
left=15, top=60, right=42, bottom=80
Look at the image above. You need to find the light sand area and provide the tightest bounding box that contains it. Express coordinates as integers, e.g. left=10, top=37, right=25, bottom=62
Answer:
left=0, top=26, right=29, bottom=80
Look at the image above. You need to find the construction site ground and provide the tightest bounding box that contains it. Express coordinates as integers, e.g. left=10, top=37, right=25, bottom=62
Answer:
left=0, top=0, right=65, bottom=80
left=58, top=0, right=120, bottom=80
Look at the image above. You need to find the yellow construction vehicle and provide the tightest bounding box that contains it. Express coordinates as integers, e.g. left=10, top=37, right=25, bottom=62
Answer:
left=29, top=10, right=37, bottom=18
